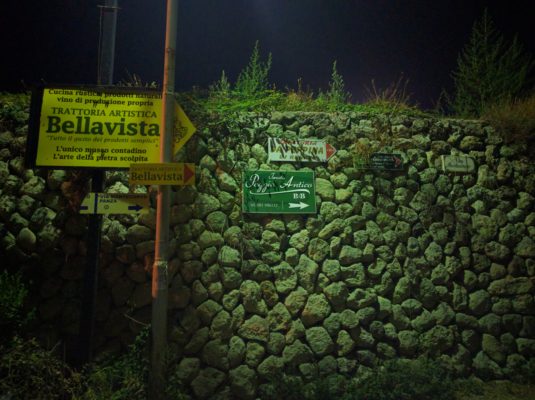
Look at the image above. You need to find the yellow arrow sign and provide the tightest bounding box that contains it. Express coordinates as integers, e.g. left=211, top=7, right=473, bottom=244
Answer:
left=80, top=193, right=149, bottom=215
left=173, top=103, right=196, bottom=154
left=129, top=163, right=195, bottom=185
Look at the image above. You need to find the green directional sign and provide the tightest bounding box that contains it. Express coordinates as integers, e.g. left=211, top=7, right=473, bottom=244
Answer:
left=242, top=170, right=316, bottom=214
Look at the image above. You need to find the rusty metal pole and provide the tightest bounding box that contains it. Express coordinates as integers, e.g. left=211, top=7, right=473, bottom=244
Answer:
left=149, top=0, right=177, bottom=397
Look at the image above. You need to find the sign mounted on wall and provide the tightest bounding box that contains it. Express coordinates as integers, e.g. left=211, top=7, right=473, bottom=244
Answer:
left=441, top=155, right=475, bottom=173
left=79, top=193, right=149, bottom=215
left=268, top=138, right=336, bottom=163
left=129, top=163, right=195, bottom=185
left=26, top=86, right=195, bottom=169
left=242, top=170, right=316, bottom=214
left=355, top=152, right=404, bottom=171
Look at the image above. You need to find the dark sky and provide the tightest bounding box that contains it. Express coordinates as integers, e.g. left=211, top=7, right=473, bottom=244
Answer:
left=1, top=0, right=534, bottom=108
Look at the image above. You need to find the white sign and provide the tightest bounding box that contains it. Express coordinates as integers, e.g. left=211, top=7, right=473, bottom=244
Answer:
left=268, top=138, right=337, bottom=162
left=441, top=155, right=475, bottom=173
left=80, top=193, right=149, bottom=215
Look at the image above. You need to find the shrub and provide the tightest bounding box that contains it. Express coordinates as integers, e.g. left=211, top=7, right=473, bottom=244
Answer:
left=78, top=327, right=150, bottom=400
left=0, top=337, right=81, bottom=399
left=209, top=70, right=231, bottom=98
left=234, top=40, right=272, bottom=98
left=352, top=358, right=455, bottom=400
left=325, top=60, right=351, bottom=105
left=482, top=93, right=535, bottom=143
left=451, top=9, right=534, bottom=117
left=364, top=74, right=415, bottom=112
left=0, top=270, right=33, bottom=343
left=0, top=92, right=30, bottom=130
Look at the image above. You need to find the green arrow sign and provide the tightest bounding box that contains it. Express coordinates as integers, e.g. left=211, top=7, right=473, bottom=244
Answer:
left=242, top=170, right=316, bottom=214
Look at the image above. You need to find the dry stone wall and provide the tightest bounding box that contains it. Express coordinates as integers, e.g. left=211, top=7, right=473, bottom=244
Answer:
left=1, top=110, right=535, bottom=399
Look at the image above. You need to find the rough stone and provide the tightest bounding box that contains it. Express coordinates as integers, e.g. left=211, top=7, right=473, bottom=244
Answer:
left=191, top=367, right=226, bottom=399
left=305, top=326, right=334, bottom=356
left=301, top=293, right=331, bottom=326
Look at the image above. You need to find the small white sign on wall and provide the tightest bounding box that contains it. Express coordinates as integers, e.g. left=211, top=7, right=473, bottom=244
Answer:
left=268, top=137, right=336, bottom=163
left=441, top=155, right=475, bottom=173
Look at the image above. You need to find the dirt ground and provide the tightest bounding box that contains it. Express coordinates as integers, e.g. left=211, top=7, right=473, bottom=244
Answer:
left=456, top=381, right=535, bottom=400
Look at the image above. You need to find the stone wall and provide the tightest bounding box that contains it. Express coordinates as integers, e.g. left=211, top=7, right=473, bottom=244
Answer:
left=1, top=109, right=535, bottom=399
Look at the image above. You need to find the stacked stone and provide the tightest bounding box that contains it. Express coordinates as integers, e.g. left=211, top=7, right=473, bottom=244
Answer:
left=1, top=105, right=535, bottom=399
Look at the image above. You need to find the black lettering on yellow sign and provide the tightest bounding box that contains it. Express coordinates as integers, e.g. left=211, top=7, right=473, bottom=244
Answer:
left=130, top=171, right=183, bottom=181
left=46, top=116, right=159, bottom=136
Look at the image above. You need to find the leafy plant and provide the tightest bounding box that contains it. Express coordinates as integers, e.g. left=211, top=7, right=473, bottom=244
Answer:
left=209, top=70, right=231, bottom=98
left=234, top=40, right=273, bottom=98
left=78, top=327, right=150, bottom=400
left=318, top=60, right=351, bottom=110
left=0, top=270, right=34, bottom=343
left=451, top=9, right=534, bottom=117
left=0, top=337, right=81, bottom=400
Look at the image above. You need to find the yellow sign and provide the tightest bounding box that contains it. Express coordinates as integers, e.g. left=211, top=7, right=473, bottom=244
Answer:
left=173, top=103, right=196, bottom=153
left=129, top=163, right=195, bottom=185
left=80, top=193, right=149, bottom=215
left=33, top=87, right=195, bottom=169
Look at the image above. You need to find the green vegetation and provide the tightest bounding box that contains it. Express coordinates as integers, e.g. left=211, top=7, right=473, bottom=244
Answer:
left=0, top=337, right=81, bottom=400
left=318, top=60, right=352, bottom=108
left=482, top=93, right=535, bottom=143
left=234, top=40, right=273, bottom=97
left=0, top=92, right=30, bottom=130
left=0, top=270, right=34, bottom=344
left=351, top=358, right=456, bottom=400
left=77, top=328, right=150, bottom=400
left=451, top=9, right=534, bottom=117
left=176, top=40, right=422, bottom=130
left=261, top=358, right=456, bottom=400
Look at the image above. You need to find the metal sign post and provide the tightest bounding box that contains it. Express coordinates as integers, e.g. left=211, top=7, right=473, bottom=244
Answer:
left=76, top=0, right=118, bottom=366
left=150, top=0, right=178, bottom=398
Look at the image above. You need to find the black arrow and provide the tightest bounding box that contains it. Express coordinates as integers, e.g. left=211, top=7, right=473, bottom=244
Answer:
left=128, top=204, right=143, bottom=212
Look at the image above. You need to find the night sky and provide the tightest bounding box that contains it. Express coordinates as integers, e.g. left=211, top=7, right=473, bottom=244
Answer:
left=1, top=0, right=534, bottom=108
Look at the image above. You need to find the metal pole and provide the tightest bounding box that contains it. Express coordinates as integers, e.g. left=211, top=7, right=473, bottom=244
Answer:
left=76, top=0, right=118, bottom=366
left=150, top=0, right=177, bottom=397
left=97, top=0, right=118, bottom=86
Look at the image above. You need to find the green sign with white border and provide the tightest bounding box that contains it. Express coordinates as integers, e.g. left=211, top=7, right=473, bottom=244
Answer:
left=242, top=170, right=316, bottom=214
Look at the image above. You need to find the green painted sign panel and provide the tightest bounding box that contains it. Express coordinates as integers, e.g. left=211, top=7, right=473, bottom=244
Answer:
left=242, top=170, right=316, bottom=214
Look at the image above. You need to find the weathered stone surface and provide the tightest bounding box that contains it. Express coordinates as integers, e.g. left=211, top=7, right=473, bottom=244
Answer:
left=238, top=315, right=269, bottom=342
left=301, top=293, right=331, bottom=326
left=420, top=325, right=455, bottom=355
left=229, top=365, right=257, bottom=400
left=295, top=254, right=319, bottom=293
left=284, top=287, right=308, bottom=316
left=258, top=355, right=284, bottom=381
left=192, top=193, right=220, bottom=219
left=272, top=262, right=297, bottom=295
left=267, top=302, right=292, bottom=332
left=126, top=224, right=153, bottom=245
left=305, top=326, right=334, bottom=356
left=469, top=290, right=491, bottom=316
left=324, top=281, right=348, bottom=308
left=218, top=245, right=241, bottom=267
left=191, top=367, right=226, bottom=399
left=282, top=339, right=313, bottom=366
left=473, top=351, right=503, bottom=379
left=488, top=277, right=534, bottom=296
left=315, top=178, right=335, bottom=201
left=6, top=109, right=535, bottom=384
